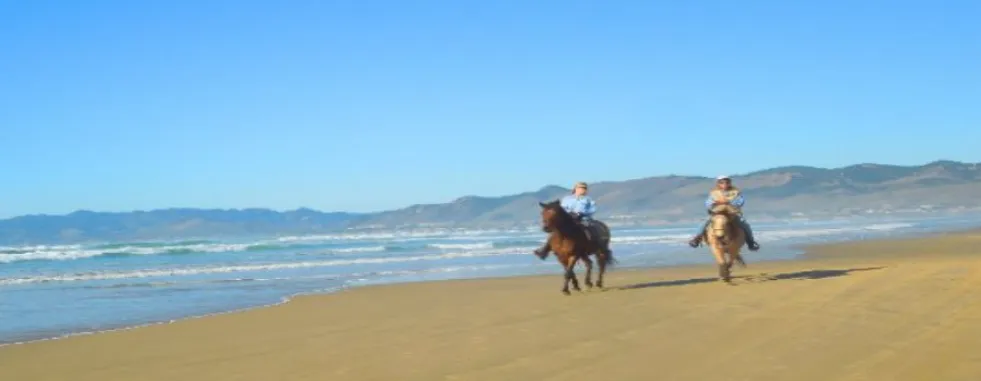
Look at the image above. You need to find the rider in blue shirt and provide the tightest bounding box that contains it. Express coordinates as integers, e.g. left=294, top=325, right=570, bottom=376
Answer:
left=534, top=182, right=596, bottom=259
left=688, top=175, right=760, bottom=251
left=561, top=182, right=596, bottom=224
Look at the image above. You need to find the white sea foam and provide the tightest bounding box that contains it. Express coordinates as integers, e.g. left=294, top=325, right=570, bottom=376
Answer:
left=0, top=239, right=406, bottom=263
left=428, top=242, right=495, bottom=250
left=612, top=234, right=692, bottom=244
left=273, top=228, right=535, bottom=243
left=0, top=247, right=535, bottom=286
left=328, top=245, right=388, bottom=254
left=862, top=223, right=914, bottom=231
left=0, top=236, right=542, bottom=263
left=0, top=243, right=254, bottom=263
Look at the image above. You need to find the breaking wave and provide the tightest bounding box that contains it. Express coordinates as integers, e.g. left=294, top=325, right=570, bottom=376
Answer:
left=0, top=247, right=533, bottom=285
left=0, top=221, right=917, bottom=264
left=0, top=238, right=543, bottom=264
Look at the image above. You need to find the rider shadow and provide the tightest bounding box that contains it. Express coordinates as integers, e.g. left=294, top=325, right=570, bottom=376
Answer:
left=615, top=277, right=719, bottom=290
left=615, top=266, right=886, bottom=291
left=739, top=266, right=886, bottom=283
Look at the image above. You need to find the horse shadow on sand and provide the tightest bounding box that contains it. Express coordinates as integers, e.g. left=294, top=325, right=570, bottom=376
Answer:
left=614, top=266, right=886, bottom=291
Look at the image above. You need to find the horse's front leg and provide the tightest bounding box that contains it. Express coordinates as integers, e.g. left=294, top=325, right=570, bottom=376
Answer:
left=563, top=255, right=581, bottom=294
left=557, top=254, right=572, bottom=295
left=581, top=256, right=594, bottom=289
left=710, top=240, right=731, bottom=283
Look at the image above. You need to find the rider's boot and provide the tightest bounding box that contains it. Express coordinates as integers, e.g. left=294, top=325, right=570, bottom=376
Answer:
left=688, top=233, right=705, bottom=248
left=738, top=218, right=761, bottom=251
left=689, top=220, right=710, bottom=248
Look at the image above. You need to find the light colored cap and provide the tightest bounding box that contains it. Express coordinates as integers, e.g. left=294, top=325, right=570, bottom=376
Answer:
left=716, top=175, right=732, bottom=181
left=574, top=181, right=588, bottom=189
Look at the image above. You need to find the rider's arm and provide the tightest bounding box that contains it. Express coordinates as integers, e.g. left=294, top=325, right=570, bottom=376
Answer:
left=704, top=194, right=715, bottom=209
left=582, top=198, right=596, bottom=216
left=560, top=196, right=574, bottom=213
left=730, top=194, right=745, bottom=208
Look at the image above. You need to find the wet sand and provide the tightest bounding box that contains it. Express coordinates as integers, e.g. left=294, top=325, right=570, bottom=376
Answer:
left=3, top=231, right=981, bottom=381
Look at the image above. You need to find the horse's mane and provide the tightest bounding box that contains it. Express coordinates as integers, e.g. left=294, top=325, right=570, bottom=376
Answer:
left=708, top=203, right=740, bottom=217
left=541, top=200, right=580, bottom=232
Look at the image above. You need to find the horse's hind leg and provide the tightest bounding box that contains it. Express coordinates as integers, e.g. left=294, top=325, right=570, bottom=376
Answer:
left=596, top=248, right=611, bottom=288
left=733, top=241, right=747, bottom=268
left=581, top=256, right=594, bottom=289
left=734, top=252, right=747, bottom=268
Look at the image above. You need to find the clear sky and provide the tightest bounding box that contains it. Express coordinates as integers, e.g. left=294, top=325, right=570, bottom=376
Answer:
left=1, top=0, right=979, bottom=217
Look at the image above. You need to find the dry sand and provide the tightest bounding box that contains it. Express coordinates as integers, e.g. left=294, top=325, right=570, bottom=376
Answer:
left=3, top=231, right=981, bottom=381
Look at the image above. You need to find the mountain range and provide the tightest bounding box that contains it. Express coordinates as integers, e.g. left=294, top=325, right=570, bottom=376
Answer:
left=2, top=160, right=980, bottom=245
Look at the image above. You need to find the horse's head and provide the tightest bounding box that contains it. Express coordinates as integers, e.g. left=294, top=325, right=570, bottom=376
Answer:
left=709, top=212, right=731, bottom=239
left=708, top=205, right=739, bottom=240
left=538, top=200, right=568, bottom=233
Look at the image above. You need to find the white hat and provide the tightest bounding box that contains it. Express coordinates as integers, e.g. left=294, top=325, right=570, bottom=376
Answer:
left=716, top=175, right=732, bottom=181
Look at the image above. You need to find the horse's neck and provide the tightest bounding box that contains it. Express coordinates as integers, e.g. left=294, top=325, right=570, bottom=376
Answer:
left=554, top=218, right=582, bottom=236
left=711, top=215, right=740, bottom=242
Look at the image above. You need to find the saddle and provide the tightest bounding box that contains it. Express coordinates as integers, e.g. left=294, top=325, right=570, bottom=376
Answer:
left=576, top=219, right=601, bottom=245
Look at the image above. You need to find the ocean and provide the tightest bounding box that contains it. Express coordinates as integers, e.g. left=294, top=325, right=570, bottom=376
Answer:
left=2, top=214, right=979, bottom=345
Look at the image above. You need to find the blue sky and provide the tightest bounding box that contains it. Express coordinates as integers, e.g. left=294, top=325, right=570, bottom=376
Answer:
left=1, top=0, right=979, bottom=217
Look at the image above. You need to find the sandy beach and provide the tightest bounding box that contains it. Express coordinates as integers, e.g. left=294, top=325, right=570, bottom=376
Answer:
left=3, top=231, right=981, bottom=381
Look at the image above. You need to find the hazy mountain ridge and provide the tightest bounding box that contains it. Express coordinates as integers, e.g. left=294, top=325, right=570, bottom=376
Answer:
left=2, top=160, right=980, bottom=244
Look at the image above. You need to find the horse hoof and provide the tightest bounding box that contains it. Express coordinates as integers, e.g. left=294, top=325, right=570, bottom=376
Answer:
left=585, top=282, right=594, bottom=289
left=596, top=282, right=604, bottom=289
left=561, top=289, right=571, bottom=295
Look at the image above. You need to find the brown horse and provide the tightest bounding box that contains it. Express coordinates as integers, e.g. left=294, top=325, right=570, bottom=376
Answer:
left=704, top=205, right=748, bottom=283
left=537, top=200, right=615, bottom=294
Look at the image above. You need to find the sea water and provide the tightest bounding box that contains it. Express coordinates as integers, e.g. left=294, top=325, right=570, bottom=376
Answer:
left=2, top=214, right=979, bottom=345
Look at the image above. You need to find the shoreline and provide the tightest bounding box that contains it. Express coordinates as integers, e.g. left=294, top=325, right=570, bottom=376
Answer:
left=2, top=229, right=981, bottom=380
left=2, top=226, right=976, bottom=348
left=0, top=251, right=804, bottom=347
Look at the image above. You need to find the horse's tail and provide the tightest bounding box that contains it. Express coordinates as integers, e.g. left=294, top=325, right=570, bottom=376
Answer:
left=595, top=221, right=616, bottom=268
left=602, top=246, right=616, bottom=268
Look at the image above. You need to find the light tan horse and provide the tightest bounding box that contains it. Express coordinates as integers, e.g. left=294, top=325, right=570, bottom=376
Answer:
left=704, top=204, right=748, bottom=283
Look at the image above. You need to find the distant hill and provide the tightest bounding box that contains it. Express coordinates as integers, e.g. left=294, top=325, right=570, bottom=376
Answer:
left=2, top=160, right=980, bottom=244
